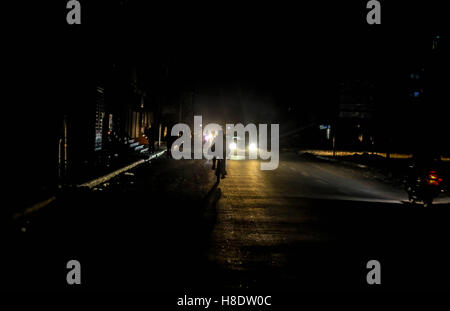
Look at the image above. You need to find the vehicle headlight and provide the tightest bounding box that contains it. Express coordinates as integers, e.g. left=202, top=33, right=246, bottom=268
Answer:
left=229, top=142, right=237, bottom=150
left=249, top=143, right=257, bottom=151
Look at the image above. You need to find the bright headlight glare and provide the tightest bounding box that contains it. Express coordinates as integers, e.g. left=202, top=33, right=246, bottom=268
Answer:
left=229, top=142, right=237, bottom=150
left=249, top=143, right=257, bottom=151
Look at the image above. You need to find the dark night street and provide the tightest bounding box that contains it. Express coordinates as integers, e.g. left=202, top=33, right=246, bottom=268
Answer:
left=2, top=0, right=449, bottom=298
left=5, top=151, right=450, bottom=291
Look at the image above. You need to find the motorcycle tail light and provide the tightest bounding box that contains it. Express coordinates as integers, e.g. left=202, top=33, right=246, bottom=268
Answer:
left=426, top=171, right=441, bottom=185
left=428, top=179, right=440, bottom=186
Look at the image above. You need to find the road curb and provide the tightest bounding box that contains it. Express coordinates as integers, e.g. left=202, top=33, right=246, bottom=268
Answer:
left=299, top=150, right=409, bottom=191
left=11, top=150, right=167, bottom=221
left=78, top=149, right=166, bottom=189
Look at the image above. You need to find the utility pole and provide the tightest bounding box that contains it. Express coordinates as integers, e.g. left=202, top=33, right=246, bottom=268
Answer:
left=332, top=122, right=337, bottom=157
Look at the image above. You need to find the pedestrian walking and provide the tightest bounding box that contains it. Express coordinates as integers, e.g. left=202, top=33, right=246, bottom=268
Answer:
left=211, top=130, right=228, bottom=182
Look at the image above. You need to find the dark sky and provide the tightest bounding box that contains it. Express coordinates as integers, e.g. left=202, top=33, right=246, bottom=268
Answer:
left=9, top=1, right=445, bottom=126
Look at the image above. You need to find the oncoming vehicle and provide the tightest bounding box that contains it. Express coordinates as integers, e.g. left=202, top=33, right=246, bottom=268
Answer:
left=228, top=135, right=258, bottom=160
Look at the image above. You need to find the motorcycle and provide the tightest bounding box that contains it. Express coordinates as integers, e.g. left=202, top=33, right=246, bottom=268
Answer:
left=406, top=168, right=443, bottom=207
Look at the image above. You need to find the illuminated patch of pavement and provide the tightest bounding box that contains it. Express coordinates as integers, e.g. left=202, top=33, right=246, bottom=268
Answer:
left=206, top=152, right=450, bottom=288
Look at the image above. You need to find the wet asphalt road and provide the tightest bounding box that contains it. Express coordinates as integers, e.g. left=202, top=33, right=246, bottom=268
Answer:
left=3, top=152, right=450, bottom=290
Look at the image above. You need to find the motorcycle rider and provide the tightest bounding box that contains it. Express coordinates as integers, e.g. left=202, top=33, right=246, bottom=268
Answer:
left=406, top=151, right=442, bottom=205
